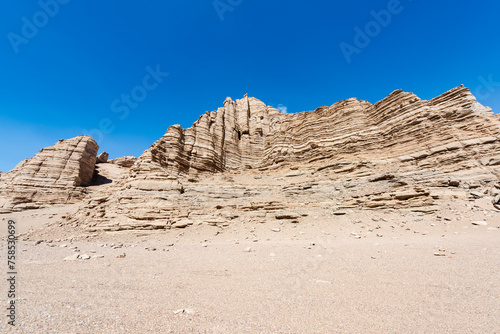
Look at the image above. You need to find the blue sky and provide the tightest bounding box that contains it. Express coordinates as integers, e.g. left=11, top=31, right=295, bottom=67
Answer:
left=0, top=0, right=499, bottom=172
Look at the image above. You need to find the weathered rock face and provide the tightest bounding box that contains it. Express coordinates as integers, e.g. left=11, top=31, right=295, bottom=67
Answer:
left=0, top=135, right=98, bottom=212
left=64, top=86, right=500, bottom=232
left=130, top=95, right=281, bottom=177
left=127, top=87, right=500, bottom=176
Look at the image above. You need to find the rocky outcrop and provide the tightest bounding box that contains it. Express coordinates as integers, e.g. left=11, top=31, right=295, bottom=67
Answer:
left=124, top=87, right=500, bottom=176
left=97, top=152, right=109, bottom=163
left=0, top=135, right=98, bottom=212
left=129, top=94, right=281, bottom=178
left=109, top=156, right=137, bottom=168
left=63, top=86, right=500, bottom=232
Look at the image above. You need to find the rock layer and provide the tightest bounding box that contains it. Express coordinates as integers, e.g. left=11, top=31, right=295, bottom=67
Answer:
left=64, top=86, right=500, bottom=232
left=0, top=135, right=98, bottom=212
left=128, top=86, right=500, bottom=176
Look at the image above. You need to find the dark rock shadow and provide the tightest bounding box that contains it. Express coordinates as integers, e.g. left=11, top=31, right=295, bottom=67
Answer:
left=86, top=167, right=113, bottom=187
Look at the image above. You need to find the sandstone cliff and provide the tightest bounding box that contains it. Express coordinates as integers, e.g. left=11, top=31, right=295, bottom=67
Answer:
left=127, top=86, right=499, bottom=176
left=62, top=86, right=500, bottom=232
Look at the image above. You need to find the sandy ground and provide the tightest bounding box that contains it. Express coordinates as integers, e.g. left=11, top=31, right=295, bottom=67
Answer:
left=0, top=207, right=499, bottom=333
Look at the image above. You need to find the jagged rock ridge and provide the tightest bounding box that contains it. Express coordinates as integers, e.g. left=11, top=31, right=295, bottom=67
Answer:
left=130, top=87, right=500, bottom=177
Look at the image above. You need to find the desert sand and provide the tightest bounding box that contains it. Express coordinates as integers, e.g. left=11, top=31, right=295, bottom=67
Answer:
left=1, top=205, right=499, bottom=333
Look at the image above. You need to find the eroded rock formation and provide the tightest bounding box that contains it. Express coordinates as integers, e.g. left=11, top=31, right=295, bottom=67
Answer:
left=0, top=135, right=98, bottom=212
left=62, top=86, right=500, bottom=232
left=97, top=152, right=109, bottom=163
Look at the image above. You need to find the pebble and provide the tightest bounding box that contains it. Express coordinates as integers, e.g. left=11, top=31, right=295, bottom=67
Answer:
left=244, top=247, right=252, bottom=252
left=63, top=254, right=80, bottom=261
left=271, top=228, right=281, bottom=232
left=472, top=221, right=488, bottom=226
left=174, top=308, right=196, bottom=315
left=80, top=254, right=91, bottom=260
left=201, top=243, right=208, bottom=247
left=434, top=252, right=446, bottom=256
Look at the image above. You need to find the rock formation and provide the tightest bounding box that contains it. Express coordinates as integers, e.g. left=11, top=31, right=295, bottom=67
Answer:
left=109, top=156, right=137, bottom=168
left=124, top=87, right=500, bottom=176
left=1, top=86, right=498, bottom=228
left=96, top=152, right=109, bottom=163
left=60, top=86, right=500, bottom=232
left=0, top=135, right=98, bottom=213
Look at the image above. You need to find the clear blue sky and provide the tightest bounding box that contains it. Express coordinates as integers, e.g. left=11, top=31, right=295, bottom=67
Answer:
left=1, top=0, right=499, bottom=172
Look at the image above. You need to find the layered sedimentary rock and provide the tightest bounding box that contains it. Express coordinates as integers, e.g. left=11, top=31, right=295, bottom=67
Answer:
left=123, top=87, right=499, bottom=175
left=64, top=86, right=500, bottom=232
left=0, top=135, right=98, bottom=212
left=130, top=94, right=281, bottom=177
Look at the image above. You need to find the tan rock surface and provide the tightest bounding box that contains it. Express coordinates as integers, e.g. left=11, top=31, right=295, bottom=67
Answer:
left=0, top=135, right=98, bottom=213
left=63, top=86, right=500, bottom=232
left=96, top=151, right=109, bottom=163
